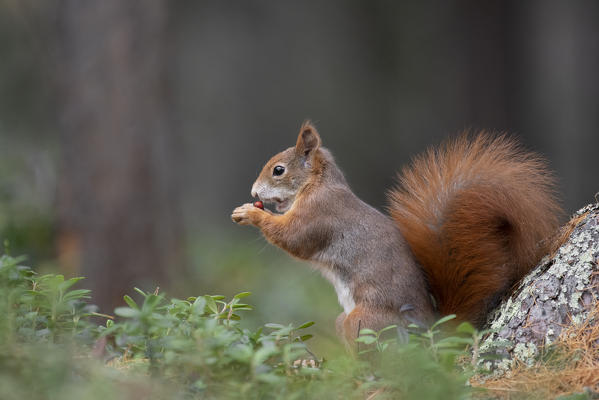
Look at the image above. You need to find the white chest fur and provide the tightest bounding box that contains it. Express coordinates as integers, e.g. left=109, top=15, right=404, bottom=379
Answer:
left=320, top=269, right=355, bottom=314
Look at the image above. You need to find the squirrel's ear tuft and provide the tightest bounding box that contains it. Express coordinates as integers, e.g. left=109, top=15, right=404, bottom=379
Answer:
left=295, top=120, right=321, bottom=157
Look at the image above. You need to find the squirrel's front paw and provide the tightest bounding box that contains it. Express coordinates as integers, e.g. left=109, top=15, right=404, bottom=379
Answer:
left=231, top=203, right=262, bottom=226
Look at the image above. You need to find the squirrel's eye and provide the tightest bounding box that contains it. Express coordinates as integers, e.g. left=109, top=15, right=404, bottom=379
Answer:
left=273, top=166, right=285, bottom=176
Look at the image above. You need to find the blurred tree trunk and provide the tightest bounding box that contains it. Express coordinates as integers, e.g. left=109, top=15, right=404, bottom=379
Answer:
left=56, top=1, right=181, bottom=312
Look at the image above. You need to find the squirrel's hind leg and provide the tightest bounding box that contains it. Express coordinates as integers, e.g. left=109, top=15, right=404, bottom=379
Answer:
left=337, top=305, right=400, bottom=354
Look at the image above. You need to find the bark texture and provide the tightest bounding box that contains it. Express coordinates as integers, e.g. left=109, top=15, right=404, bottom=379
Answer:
left=480, top=203, right=599, bottom=373
left=57, top=1, right=181, bottom=312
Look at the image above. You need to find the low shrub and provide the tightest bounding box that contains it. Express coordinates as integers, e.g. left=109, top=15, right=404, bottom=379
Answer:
left=0, top=252, right=494, bottom=400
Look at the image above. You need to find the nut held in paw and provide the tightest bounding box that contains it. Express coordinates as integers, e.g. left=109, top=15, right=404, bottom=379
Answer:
left=253, top=201, right=264, bottom=209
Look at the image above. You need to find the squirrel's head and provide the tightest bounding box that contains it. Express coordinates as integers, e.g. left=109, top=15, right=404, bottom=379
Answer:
left=251, top=121, right=322, bottom=213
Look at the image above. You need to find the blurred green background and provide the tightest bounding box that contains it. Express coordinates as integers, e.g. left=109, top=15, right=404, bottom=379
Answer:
left=1, top=0, right=598, bottom=356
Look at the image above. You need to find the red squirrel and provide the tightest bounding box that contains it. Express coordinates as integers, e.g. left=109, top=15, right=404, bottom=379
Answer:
left=231, top=121, right=562, bottom=346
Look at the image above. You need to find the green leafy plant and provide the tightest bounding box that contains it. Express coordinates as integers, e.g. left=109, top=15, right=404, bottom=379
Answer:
left=0, top=252, right=492, bottom=399
left=0, top=253, right=95, bottom=344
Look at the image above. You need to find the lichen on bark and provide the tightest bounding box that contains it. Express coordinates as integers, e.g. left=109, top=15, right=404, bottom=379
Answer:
left=479, top=203, right=599, bottom=374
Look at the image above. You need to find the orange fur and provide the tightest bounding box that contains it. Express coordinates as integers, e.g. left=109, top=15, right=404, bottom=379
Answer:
left=389, top=133, right=562, bottom=326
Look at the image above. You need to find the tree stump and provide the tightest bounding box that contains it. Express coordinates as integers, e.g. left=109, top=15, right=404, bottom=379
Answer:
left=480, top=203, right=599, bottom=373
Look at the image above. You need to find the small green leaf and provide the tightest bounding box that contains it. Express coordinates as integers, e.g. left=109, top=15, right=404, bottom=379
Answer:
left=456, top=322, right=475, bottom=334
left=431, top=314, right=456, bottom=329
left=379, top=324, right=398, bottom=334
left=91, top=312, right=114, bottom=321
left=143, top=294, right=162, bottom=310
left=233, top=291, right=251, bottom=299
left=123, top=295, right=139, bottom=310
left=114, top=307, right=140, bottom=318
left=264, top=323, right=285, bottom=329
left=58, top=277, right=84, bottom=291
left=192, top=296, right=206, bottom=313
left=297, top=321, right=315, bottom=330
left=355, top=336, right=377, bottom=345
left=204, top=295, right=218, bottom=314
left=62, top=289, right=92, bottom=301
left=231, top=304, right=253, bottom=311
left=256, top=373, right=284, bottom=384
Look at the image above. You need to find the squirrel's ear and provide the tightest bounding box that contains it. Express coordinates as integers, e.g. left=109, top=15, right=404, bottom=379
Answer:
left=295, top=121, right=321, bottom=157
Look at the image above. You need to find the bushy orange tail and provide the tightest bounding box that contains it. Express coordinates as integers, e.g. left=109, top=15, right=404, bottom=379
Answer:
left=388, top=133, right=562, bottom=326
